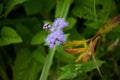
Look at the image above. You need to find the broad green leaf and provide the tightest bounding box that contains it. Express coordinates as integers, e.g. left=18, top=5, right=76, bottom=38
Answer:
left=0, top=27, right=22, bottom=46
left=56, top=46, right=75, bottom=63
left=32, top=46, right=45, bottom=63
left=58, top=64, right=78, bottom=80
left=59, top=60, right=104, bottom=79
left=72, top=0, right=116, bottom=21
left=15, top=17, right=42, bottom=35
left=55, top=0, right=73, bottom=18
left=80, top=60, right=104, bottom=72
left=15, top=23, right=32, bottom=42
left=0, top=18, right=43, bottom=42
left=84, top=20, right=104, bottom=29
left=24, top=0, right=55, bottom=15
left=13, top=48, right=42, bottom=80
left=64, top=17, right=77, bottom=31
left=68, top=28, right=84, bottom=40
left=31, top=31, right=48, bottom=45
left=5, top=0, right=28, bottom=17
left=0, top=18, right=42, bottom=32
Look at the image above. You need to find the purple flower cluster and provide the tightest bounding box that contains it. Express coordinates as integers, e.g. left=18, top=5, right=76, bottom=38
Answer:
left=53, top=18, right=68, bottom=30
left=45, top=30, right=66, bottom=48
left=43, top=18, right=68, bottom=48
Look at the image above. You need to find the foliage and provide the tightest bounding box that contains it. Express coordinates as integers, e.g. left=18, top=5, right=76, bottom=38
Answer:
left=0, top=0, right=120, bottom=80
left=0, top=27, right=22, bottom=46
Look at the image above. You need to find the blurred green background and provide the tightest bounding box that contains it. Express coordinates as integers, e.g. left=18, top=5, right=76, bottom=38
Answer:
left=0, top=0, right=120, bottom=80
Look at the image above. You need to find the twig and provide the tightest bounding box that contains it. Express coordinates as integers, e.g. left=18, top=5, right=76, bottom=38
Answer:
left=92, top=55, right=103, bottom=78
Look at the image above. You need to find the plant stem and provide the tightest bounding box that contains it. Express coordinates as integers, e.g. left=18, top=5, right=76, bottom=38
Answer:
left=92, top=55, right=102, bottom=78
left=39, top=47, right=56, bottom=80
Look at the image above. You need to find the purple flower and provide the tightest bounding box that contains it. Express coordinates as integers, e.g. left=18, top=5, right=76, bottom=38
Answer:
left=45, top=30, right=66, bottom=48
left=49, top=27, right=56, bottom=32
left=43, top=18, right=68, bottom=48
left=53, top=18, right=68, bottom=30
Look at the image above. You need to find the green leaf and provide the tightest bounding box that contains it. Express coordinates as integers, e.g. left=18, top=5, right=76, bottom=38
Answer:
left=24, top=0, right=55, bottom=15
left=14, top=17, right=42, bottom=35
left=13, top=48, right=42, bottom=80
left=0, top=27, right=22, bottom=46
left=80, top=60, right=104, bottom=72
left=84, top=20, right=104, bottom=29
left=15, top=23, right=32, bottom=42
left=68, top=28, right=84, bottom=40
left=32, top=46, right=45, bottom=63
left=55, top=0, right=73, bottom=18
left=59, top=60, right=104, bottom=80
left=58, top=64, right=78, bottom=80
left=5, top=0, right=28, bottom=17
left=56, top=45, right=75, bottom=63
left=64, top=17, right=77, bottom=31
left=72, top=0, right=116, bottom=21
left=0, top=18, right=41, bottom=43
left=31, top=31, right=48, bottom=45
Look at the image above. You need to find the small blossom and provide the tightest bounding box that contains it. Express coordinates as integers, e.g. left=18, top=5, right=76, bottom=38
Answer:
left=53, top=18, right=68, bottom=29
left=45, top=30, right=66, bottom=48
left=49, top=27, right=56, bottom=32
left=43, top=18, right=68, bottom=48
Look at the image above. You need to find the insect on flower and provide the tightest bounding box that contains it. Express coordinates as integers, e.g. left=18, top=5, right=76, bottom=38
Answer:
left=43, top=18, right=68, bottom=48
left=43, top=23, right=51, bottom=30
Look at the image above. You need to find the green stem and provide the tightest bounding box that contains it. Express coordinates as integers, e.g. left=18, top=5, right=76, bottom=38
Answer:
left=59, top=0, right=72, bottom=18
left=55, top=0, right=73, bottom=18
left=92, top=55, right=102, bottom=78
left=39, top=47, right=56, bottom=80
